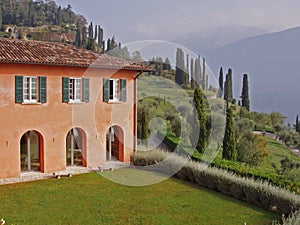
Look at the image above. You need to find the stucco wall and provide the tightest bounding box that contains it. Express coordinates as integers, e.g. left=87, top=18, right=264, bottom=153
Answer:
left=0, top=63, right=138, bottom=178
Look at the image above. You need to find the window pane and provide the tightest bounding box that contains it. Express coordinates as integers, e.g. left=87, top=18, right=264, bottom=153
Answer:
left=114, top=80, right=120, bottom=100
left=31, top=77, right=37, bottom=100
left=75, top=79, right=82, bottom=100
left=109, top=80, right=114, bottom=100
left=69, top=79, right=74, bottom=100
left=23, top=77, right=29, bottom=100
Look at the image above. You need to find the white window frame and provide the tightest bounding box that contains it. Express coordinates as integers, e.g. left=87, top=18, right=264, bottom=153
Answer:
left=108, top=79, right=121, bottom=102
left=23, top=76, right=38, bottom=103
left=69, top=78, right=82, bottom=103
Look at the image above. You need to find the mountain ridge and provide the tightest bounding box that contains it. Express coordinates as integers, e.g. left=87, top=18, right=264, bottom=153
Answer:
left=205, top=26, right=300, bottom=123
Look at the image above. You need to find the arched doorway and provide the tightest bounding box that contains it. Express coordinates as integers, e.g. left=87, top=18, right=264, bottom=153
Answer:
left=66, top=128, right=86, bottom=167
left=20, top=131, right=43, bottom=172
left=106, top=126, right=124, bottom=161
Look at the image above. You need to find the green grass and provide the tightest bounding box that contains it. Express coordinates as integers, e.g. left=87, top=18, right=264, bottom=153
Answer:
left=262, top=136, right=300, bottom=169
left=0, top=170, right=280, bottom=225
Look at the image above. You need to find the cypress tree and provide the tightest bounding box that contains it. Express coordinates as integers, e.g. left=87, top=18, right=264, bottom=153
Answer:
left=106, top=38, right=111, bottom=51
left=194, top=56, right=202, bottom=86
left=75, top=22, right=81, bottom=47
left=175, top=48, right=185, bottom=85
left=81, top=27, right=87, bottom=47
left=224, top=68, right=233, bottom=102
left=88, top=22, right=93, bottom=38
left=241, top=74, right=250, bottom=111
left=202, top=58, right=206, bottom=90
left=296, top=115, right=300, bottom=133
left=190, top=58, right=196, bottom=89
left=94, top=24, right=98, bottom=40
left=98, top=26, right=103, bottom=50
left=193, top=87, right=207, bottom=153
left=218, top=67, right=223, bottom=98
left=223, top=106, right=237, bottom=160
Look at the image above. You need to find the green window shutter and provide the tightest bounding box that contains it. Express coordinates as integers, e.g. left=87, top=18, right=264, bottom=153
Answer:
left=103, top=78, right=109, bottom=102
left=15, top=76, right=23, bottom=103
left=121, top=79, right=127, bottom=102
left=40, top=76, right=47, bottom=103
left=62, top=77, right=70, bottom=103
left=83, top=78, right=90, bottom=103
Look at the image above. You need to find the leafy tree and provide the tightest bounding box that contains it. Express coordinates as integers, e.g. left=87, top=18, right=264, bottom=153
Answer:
left=218, top=67, right=223, bottom=98
left=192, top=87, right=207, bottom=153
left=163, top=57, right=171, bottom=70
left=237, top=132, right=268, bottom=166
left=222, top=106, right=237, bottom=160
left=241, top=74, right=250, bottom=111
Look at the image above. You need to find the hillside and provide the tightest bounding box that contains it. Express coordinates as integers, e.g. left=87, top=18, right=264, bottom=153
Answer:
left=205, top=26, right=300, bottom=122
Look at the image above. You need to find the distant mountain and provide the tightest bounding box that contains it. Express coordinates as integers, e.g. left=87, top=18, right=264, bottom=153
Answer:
left=205, top=26, right=300, bottom=123
left=173, top=26, right=267, bottom=54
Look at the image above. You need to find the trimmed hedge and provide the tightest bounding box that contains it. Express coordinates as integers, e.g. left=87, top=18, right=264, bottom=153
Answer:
left=193, top=156, right=300, bottom=193
left=132, top=149, right=300, bottom=215
left=159, top=131, right=300, bottom=193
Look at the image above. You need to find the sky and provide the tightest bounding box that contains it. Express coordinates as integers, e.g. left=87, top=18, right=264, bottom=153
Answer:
left=56, top=0, right=300, bottom=44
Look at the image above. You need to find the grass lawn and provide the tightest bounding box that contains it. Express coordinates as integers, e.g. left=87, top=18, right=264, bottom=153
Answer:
left=0, top=169, right=280, bottom=225
left=261, top=136, right=300, bottom=181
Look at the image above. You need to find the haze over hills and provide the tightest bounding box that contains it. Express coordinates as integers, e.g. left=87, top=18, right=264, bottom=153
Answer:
left=204, top=26, right=300, bottom=123
left=173, top=26, right=267, bottom=54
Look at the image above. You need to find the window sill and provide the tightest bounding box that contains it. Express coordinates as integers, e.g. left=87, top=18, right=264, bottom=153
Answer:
left=107, top=100, right=123, bottom=104
left=68, top=101, right=85, bottom=104
left=21, top=102, right=42, bottom=105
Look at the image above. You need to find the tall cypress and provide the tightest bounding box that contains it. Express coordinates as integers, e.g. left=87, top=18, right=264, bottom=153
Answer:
left=191, top=58, right=196, bottom=89
left=94, top=24, right=98, bottom=40
left=81, top=27, right=87, bottom=47
left=194, top=56, right=202, bottom=86
left=193, top=87, right=207, bottom=153
left=296, top=115, right=300, bottom=133
left=218, top=67, right=223, bottom=98
left=175, top=48, right=185, bottom=85
left=241, top=74, right=250, bottom=111
left=224, top=68, right=233, bottom=102
left=75, top=22, right=81, bottom=47
left=202, top=58, right=206, bottom=90
left=222, top=107, right=237, bottom=160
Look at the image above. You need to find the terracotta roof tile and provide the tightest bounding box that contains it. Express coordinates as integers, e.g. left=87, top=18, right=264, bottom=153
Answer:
left=0, top=38, right=151, bottom=71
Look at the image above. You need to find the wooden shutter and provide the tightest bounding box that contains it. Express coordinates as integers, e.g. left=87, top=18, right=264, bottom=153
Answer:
left=121, top=79, right=127, bottom=102
left=15, top=76, right=23, bottom=103
left=103, top=78, right=109, bottom=102
left=83, top=78, right=90, bottom=103
left=62, top=77, right=70, bottom=103
left=40, top=76, right=47, bottom=103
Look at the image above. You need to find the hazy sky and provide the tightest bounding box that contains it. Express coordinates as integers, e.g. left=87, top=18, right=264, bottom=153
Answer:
left=56, top=0, right=300, bottom=43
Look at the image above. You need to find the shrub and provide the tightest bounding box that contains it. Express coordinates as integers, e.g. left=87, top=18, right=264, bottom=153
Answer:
left=132, top=149, right=300, bottom=215
left=273, top=209, right=300, bottom=225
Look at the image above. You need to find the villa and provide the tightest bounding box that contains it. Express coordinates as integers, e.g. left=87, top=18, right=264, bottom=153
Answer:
left=0, top=38, right=149, bottom=179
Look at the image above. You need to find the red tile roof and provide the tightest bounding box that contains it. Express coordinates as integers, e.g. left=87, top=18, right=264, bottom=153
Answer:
left=0, top=38, right=151, bottom=71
